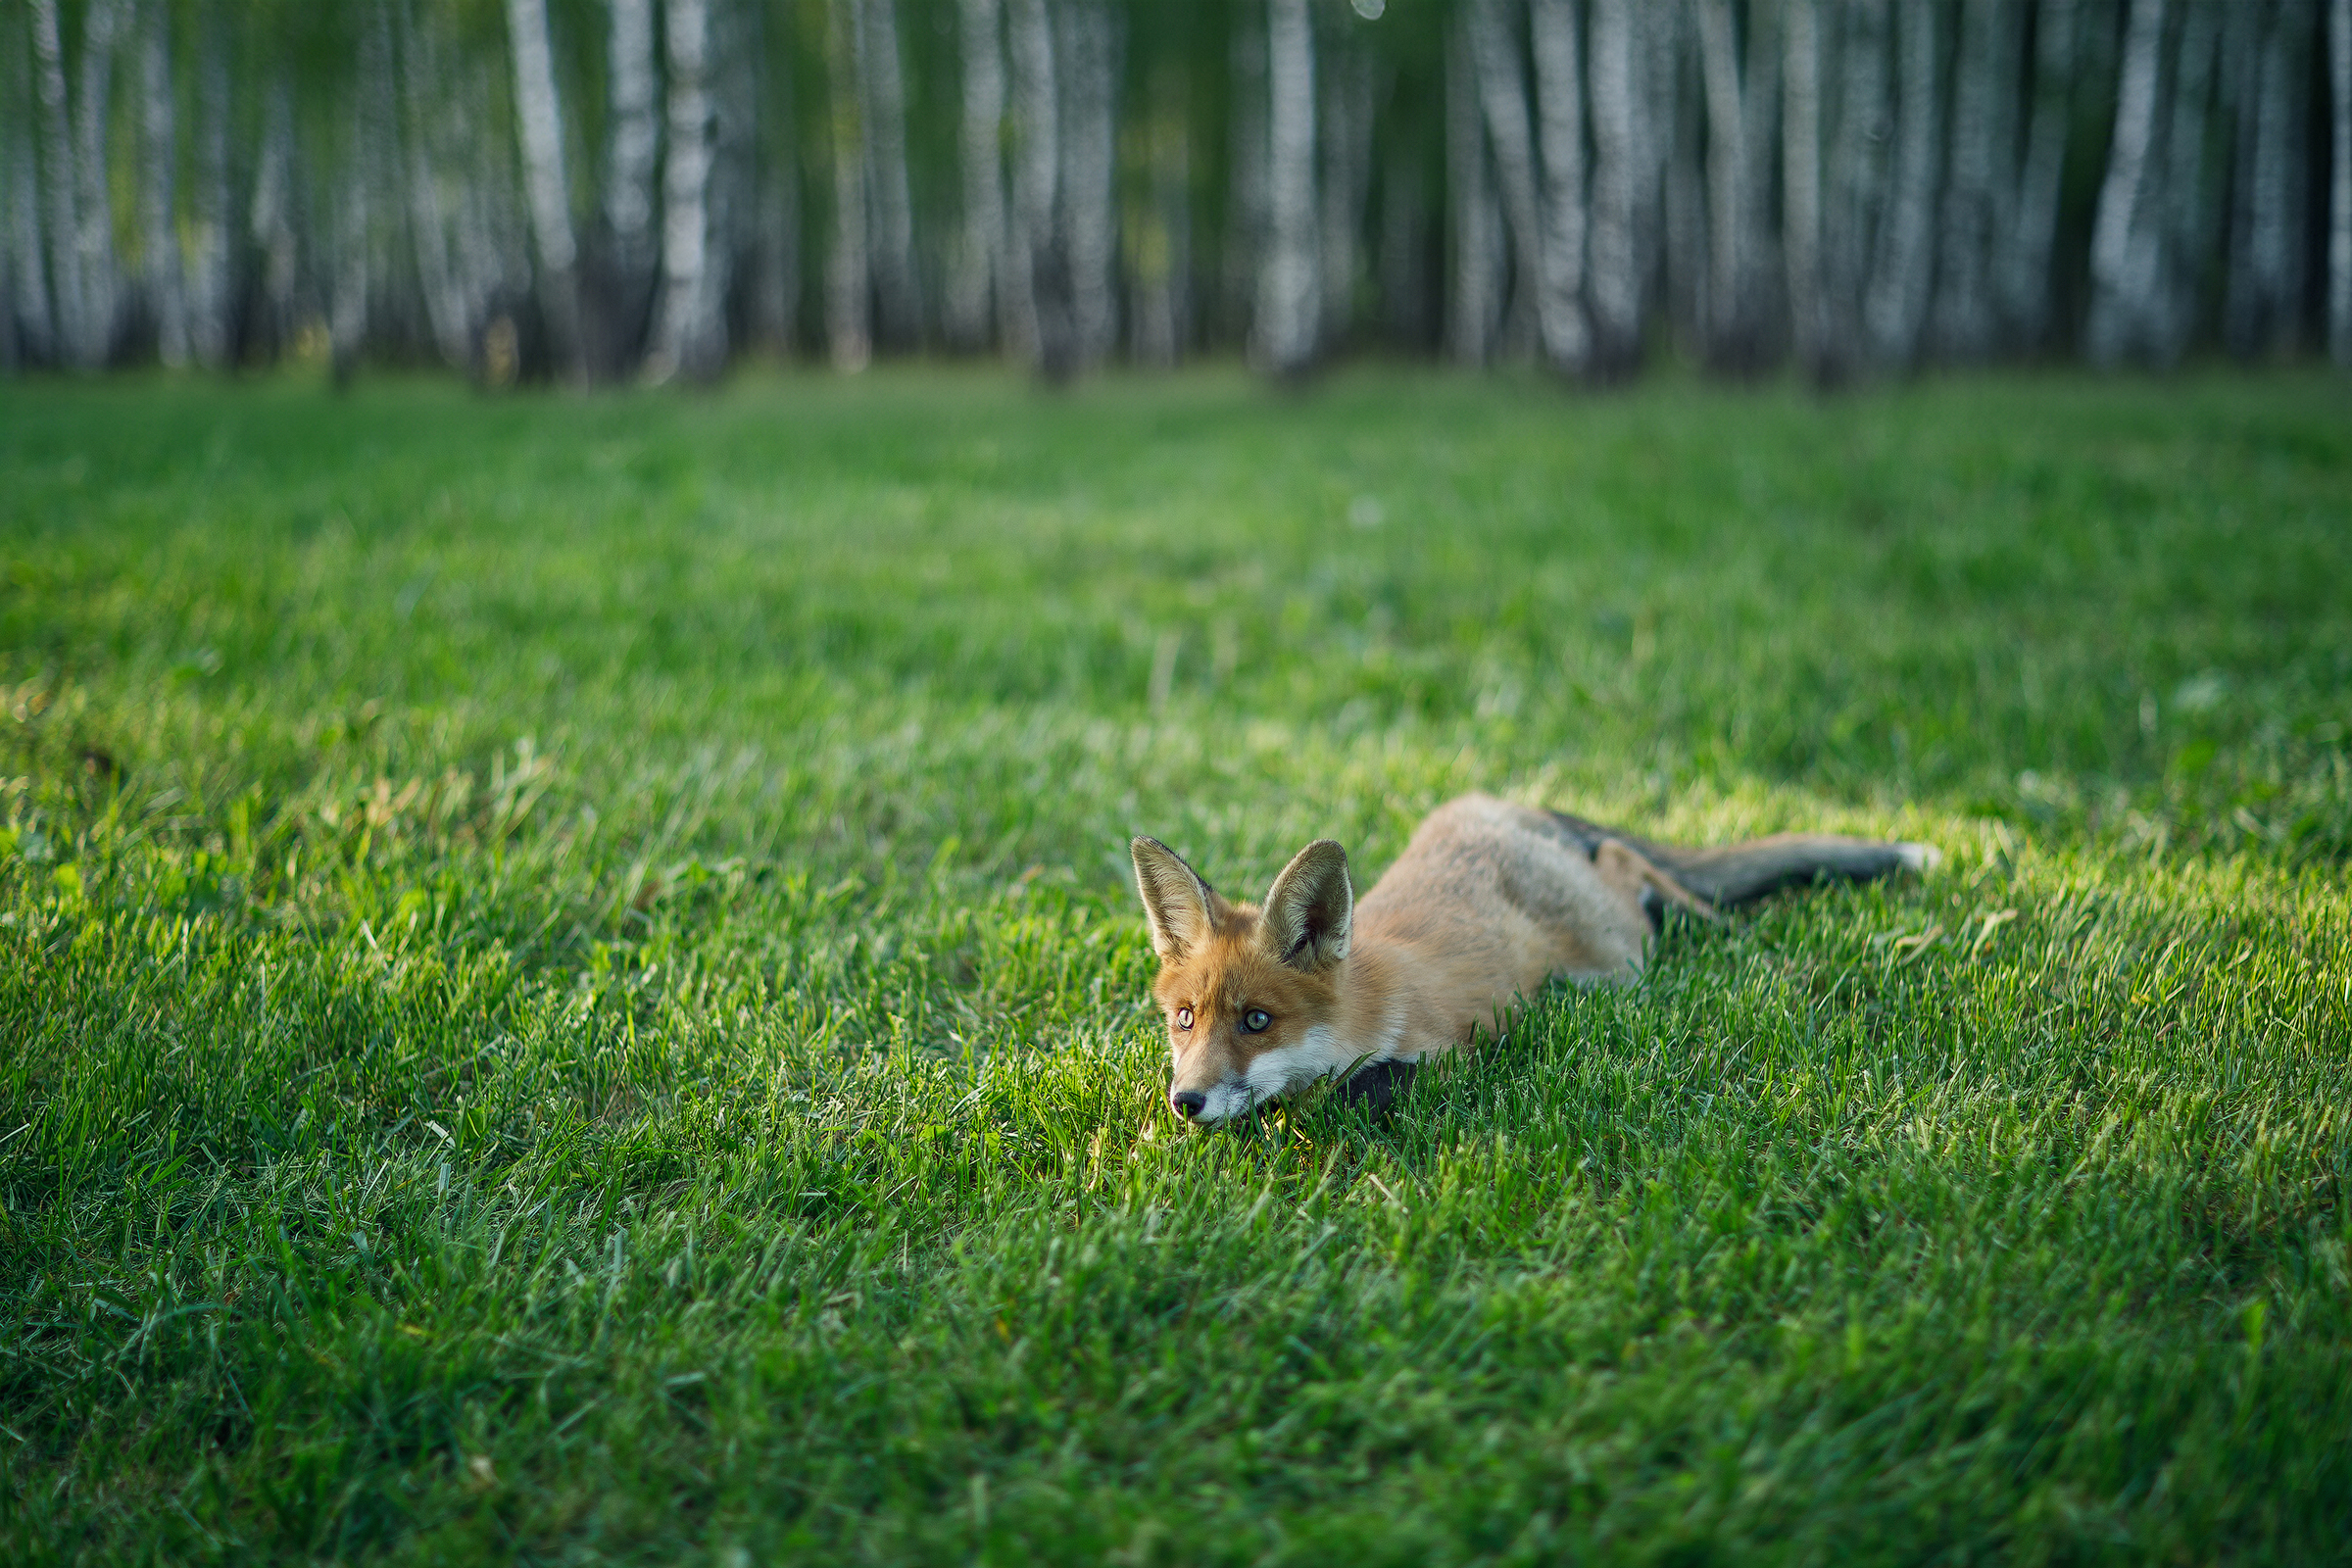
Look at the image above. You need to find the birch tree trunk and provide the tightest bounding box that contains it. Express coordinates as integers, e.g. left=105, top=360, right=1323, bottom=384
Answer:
left=6, top=10, right=55, bottom=367
left=1997, top=0, right=2077, bottom=352
left=1005, top=0, right=1071, bottom=375
left=1530, top=0, right=1590, bottom=376
left=651, top=0, right=723, bottom=379
left=1930, top=0, right=2014, bottom=362
left=1469, top=0, right=1541, bottom=356
left=1862, top=0, right=1937, bottom=368
left=601, top=0, right=662, bottom=373
left=73, top=0, right=123, bottom=366
left=1586, top=0, right=1642, bottom=374
left=139, top=0, right=189, bottom=368
left=31, top=0, right=84, bottom=367
left=2087, top=0, right=2167, bottom=367
left=822, top=0, right=871, bottom=369
left=506, top=0, right=583, bottom=379
left=860, top=0, right=920, bottom=350
left=1695, top=0, right=1751, bottom=368
left=2332, top=0, right=2351, bottom=365
left=1058, top=0, right=1118, bottom=368
left=1447, top=3, right=1502, bottom=365
left=1819, top=0, right=1888, bottom=382
left=948, top=0, right=1005, bottom=350
left=2226, top=0, right=2313, bottom=357
left=1319, top=20, right=1374, bottom=349
left=1784, top=0, right=1826, bottom=375
left=1255, top=0, right=1318, bottom=375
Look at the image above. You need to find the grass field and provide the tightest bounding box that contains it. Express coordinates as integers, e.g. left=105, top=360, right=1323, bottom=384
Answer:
left=2, top=368, right=2348, bottom=1564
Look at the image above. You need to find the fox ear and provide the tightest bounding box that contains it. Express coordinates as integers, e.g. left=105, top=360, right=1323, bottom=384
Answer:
left=1261, top=839, right=1351, bottom=970
left=1132, top=837, right=1217, bottom=961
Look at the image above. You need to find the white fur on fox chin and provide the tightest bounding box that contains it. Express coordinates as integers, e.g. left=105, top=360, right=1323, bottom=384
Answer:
left=1195, top=1011, right=1407, bottom=1125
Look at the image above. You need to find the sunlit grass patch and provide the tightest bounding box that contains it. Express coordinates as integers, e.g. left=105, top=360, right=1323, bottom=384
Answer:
left=2, top=368, right=2347, bottom=1563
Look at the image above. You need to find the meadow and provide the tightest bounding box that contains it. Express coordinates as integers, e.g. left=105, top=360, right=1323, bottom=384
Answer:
left=1, top=367, right=2347, bottom=1564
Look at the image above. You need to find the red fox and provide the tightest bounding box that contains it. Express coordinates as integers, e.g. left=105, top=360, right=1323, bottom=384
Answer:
left=1132, top=794, right=1936, bottom=1124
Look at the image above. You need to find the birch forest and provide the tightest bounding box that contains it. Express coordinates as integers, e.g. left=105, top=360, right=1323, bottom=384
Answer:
left=2, top=0, right=2348, bottom=384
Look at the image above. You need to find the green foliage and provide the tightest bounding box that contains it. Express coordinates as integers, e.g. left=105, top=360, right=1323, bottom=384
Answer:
left=1, top=368, right=2347, bottom=1563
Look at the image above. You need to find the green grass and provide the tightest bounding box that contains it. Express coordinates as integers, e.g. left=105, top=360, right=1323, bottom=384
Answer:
left=2, top=366, right=2348, bottom=1565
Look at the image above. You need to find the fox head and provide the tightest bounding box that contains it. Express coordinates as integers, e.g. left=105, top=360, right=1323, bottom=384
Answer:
left=1130, top=835, right=1355, bottom=1125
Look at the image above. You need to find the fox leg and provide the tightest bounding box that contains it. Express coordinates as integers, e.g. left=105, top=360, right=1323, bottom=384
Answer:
left=1591, top=839, right=1717, bottom=932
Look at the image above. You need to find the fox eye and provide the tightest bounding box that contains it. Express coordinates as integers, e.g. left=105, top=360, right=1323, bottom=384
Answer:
left=1175, top=1006, right=1194, bottom=1030
left=1243, top=1008, right=1271, bottom=1033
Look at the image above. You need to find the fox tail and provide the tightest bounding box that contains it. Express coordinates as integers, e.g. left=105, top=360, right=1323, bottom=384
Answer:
left=1546, top=810, right=1937, bottom=909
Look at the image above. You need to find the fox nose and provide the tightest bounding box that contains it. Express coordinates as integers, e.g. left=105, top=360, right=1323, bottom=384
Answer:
left=1170, top=1090, right=1207, bottom=1120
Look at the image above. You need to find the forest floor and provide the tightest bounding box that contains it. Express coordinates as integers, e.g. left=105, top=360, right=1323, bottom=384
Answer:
left=2, top=368, right=2348, bottom=1564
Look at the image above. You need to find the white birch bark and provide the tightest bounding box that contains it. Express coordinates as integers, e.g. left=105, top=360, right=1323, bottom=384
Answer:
left=2332, top=0, right=2352, bottom=365
left=1447, top=3, right=1503, bottom=364
left=1058, top=0, right=1117, bottom=367
left=823, top=0, right=871, bottom=370
left=6, top=8, right=55, bottom=366
left=2086, top=0, right=2167, bottom=367
left=1586, top=0, right=1642, bottom=373
left=1695, top=0, right=1749, bottom=368
left=505, top=0, right=583, bottom=379
left=1862, top=0, right=1937, bottom=368
left=860, top=0, right=920, bottom=350
left=1006, top=0, right=1070, bottom=374
left=1931, top=0, right=2014, bottom=362
left=139, top=0, right=188, bottom=367
left=948, top=0, right=1006, bottom=350
left=1997, top=0, right=2077, bottom=352
left=602, top=0, right=661, bottom=368
left=1256, top=0, right=1318, bottom=375
left=73, top=0, right=122, bottom=366
left=1784, top=0, right=1825, bottom=375
left=1820, top=0, right=1888, bottom=381
left=1530, top=0, right=1590, bottom=375
left=1469, top=0, right=1542, bottom=362
left=651, top=0, right=723, bottom=379
left=30, top=0, right=83, bottom=366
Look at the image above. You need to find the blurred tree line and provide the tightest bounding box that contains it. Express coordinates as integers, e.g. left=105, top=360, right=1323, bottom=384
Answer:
left=1, top=0, right=2347, bottom=385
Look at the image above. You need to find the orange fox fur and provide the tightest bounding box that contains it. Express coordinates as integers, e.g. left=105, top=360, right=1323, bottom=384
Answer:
left=1132, top=793, right=1936, bottom=1124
